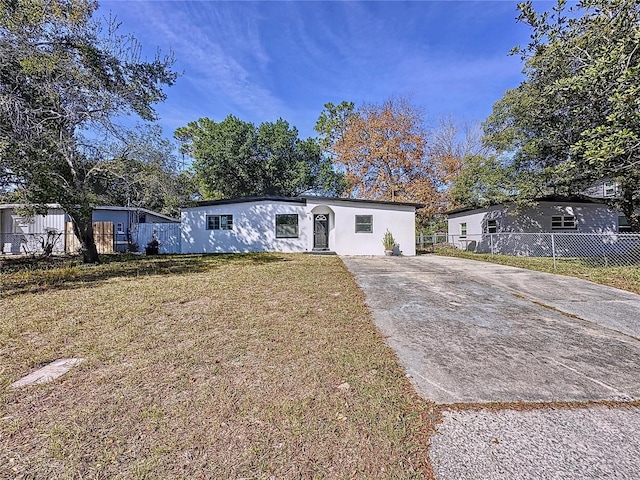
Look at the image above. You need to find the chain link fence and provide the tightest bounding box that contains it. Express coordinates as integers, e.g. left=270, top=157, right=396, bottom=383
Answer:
left=1, top=231, right=65, bottom=256
left=1, top=231, right=116, bottom=256
left=417, top=232, right=640, bottom=268
left=2, top=226, right=182, bottom=256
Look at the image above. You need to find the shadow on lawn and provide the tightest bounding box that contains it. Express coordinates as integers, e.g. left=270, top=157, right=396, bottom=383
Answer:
left=1, top=252, right=291, bottom=298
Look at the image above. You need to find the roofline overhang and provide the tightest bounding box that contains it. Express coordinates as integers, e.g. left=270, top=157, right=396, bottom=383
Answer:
left=187, top=195, right=424, bottom=210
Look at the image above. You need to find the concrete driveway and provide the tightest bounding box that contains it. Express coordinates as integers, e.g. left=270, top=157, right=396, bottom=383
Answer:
left=343, top=254, right=640, bottom=404
left=342, top=255, right=640, bottom=480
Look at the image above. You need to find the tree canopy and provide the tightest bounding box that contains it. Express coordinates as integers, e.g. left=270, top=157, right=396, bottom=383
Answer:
left=484, top=0, right=640, bottom=230
left=447, top=155, right=514, bottom=209
left=175, top=115, right=345, bottom=199
left=0, top=0, right=177, bottom=261
left=315, top=97, right=444, bottom=220
left=99, top=125, right=198, bottom=218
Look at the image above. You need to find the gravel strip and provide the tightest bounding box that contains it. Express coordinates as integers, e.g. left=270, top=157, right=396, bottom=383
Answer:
left=430, top=406, right=640, bottom=480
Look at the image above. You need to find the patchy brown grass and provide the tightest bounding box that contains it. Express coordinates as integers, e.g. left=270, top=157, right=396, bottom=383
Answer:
left=434, top=247, right=640, bottom=295
left=1, top=253, right=434, bottom=479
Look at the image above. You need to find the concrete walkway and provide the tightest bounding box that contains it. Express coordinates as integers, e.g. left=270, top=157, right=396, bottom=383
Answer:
left=342, top=255, right=640, bottom=479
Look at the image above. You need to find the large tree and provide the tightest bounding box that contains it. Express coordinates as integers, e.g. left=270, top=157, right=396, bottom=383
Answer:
left=484, top=0, right=640, bottom=230
left=448, top=155, right=514, bottom=209
left=100, top=125, right=198, bottom=218
left=315, top=97, right=444, bottom=219
left=0, top=0, right=177, bottom=261
left=175, top=115, right=345, bottom=199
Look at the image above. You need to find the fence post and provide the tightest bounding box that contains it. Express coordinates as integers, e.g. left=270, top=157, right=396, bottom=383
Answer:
left=419, top=232, right=424, bottom=249
left=551, top=233, right=557, bottom=270
left=490, top=234, right=494, bottom=255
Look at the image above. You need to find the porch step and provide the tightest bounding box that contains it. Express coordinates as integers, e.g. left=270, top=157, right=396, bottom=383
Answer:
left=306, top=250, right=337, bottom=256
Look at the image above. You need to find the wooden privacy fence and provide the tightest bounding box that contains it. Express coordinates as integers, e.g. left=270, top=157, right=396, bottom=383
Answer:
left=65, top=221, right=114, bottom=254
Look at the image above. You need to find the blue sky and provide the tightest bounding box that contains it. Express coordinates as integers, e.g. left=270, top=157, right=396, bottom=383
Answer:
left=99, top=1, right=553, bottom=141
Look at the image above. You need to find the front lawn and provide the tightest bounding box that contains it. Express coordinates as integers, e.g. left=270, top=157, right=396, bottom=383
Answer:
left=434, top=247, right=640, bottom=295
left=1, top=254, right=433, bottom=478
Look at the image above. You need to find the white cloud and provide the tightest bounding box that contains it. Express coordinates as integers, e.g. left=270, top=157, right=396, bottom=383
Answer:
left=106, top=1, right=286, bottom=122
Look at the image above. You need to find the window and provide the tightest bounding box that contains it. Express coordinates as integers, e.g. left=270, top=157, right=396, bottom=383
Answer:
left=116, top=222, right=124, bottom=234
left=355, top=215, right=373, bottom=233
left=276, top=214, right=299, bottom=238
left=486, top=220, right=497, bottom=234
left=619, top=215, right=632, bottom=233
left=206, top=214, right=233, bottom=230
left=551, top=215, right=576, bottom=230
left=460, top=223, right=467, bottom=238
left=604, top=181, right=617, bottom=197
left=12, top=217, right=31, bottom=233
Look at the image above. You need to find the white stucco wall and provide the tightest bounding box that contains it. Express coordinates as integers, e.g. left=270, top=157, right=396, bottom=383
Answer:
left=181, top=200, right=309, bottom=254
left=181, top=198, right=417, bottom=256
left=307, top=199, right=416, bottom=256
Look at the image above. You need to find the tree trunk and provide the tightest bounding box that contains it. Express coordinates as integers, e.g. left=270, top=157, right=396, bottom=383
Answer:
left=71, top=215, right=100, bottom=263
left=619, top=181, right=640, bottom=233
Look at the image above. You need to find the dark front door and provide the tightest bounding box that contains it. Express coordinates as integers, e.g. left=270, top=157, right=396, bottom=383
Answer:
left=314, top=214, right=329, bottom=250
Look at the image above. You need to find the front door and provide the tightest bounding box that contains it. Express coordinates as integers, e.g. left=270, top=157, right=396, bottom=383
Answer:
left=313, top=214, right=329, bottom=250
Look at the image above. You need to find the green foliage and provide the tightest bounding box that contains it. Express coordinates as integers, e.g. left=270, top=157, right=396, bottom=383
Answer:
left=484, top=0, right=640, bottom=230
left=382, top=230, right=396, bottom=251
left=314, top=101, right=356, bottom=154
left=175, top=115, right=345, bottom=198
left=0, top=0, right=177, bottom=261
left=97, top=126, right=198, bottom=218
left=448, top=155, right=514, bottom=208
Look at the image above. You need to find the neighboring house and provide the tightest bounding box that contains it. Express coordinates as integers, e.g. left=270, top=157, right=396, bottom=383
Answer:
left=581, top=179, right=636, bottom=232
left=0, top=204, right=66, bottom=255
left=445, top=195, right=629, bottom=258
left=0, top=204, right=179, bottom=255
left=181, top=196, right=421, bottom=256
left=582, top=178, right=620, bottom=200
left=447, top=196, right=619, bottom=244
left=91, top=206, right=179, bottom=252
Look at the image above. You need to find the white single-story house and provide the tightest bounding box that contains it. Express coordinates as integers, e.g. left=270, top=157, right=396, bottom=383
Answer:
left=181, top=196, right=421, bottom=256
left=0, top=204, right=179, bottom=255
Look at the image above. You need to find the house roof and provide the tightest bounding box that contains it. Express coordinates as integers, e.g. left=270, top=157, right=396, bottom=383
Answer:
left=0, top=203, right=63, bottom=210
left=188, top=195, right=424, bottom=209
left=93, top=206, right=179, bottom=223
left=445, top=195, right=608, bottom=216
left=0, top=203, right=179, bottom=222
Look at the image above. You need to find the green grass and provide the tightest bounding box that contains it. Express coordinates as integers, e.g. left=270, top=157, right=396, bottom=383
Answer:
left=433, top=246, right=640, bottom=295
left=1, top=254, right=434, bottom=479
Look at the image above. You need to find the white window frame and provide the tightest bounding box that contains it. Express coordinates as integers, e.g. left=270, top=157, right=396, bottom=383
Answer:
left=116, top=222, right=124, bottom=234
left=551, top=215, right=577, bottom=230
left=355, top=215, right=373, bottom=233
left=460, top=223, right=467, bottom=238
left=486, top=220, right=497, bottom=234
left=603, top=181, right=617, bottom=197
left=206, top=214, right=233, bottom=231
left=275, top=214, right=299, bottom=238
